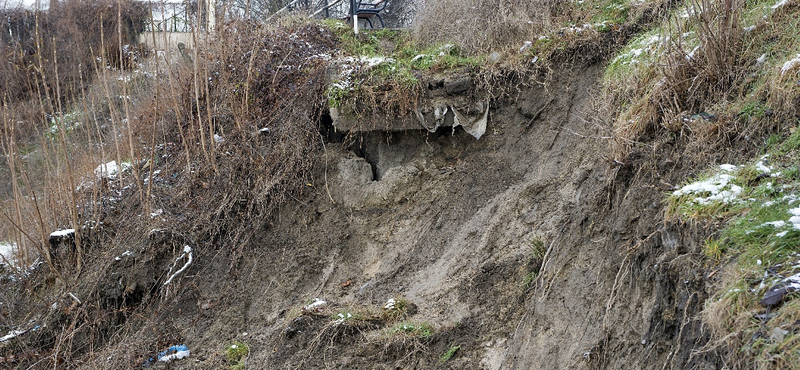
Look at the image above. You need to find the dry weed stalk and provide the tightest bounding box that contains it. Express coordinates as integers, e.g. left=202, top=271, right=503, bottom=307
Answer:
left=608, top=0, right=745, bottom=160
left=412, top=0, right=561, bottom=54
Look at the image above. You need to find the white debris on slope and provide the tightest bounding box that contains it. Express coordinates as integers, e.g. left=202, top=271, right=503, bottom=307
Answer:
left=756, top=53, right=767, bottom=66
left=331, top=56, right=393, bottom=90
left=761, top=271, right=800, bottom=306
left=50, top=229, right=75, bottom=238
left=384, top=298, right=396, bottom=310
left=163, top=245, right=193, bottom=286
left=772, top=0, right=790, bottom=10
left=94, top=160, right=131, bottom=180
left=0, top=242, right=16, bottom=267
left=0, top=329, right=26, bottom=342
left=673, top=165, right=743, bottom=205
left=781, top=54, right=800, bottom=76
left=158, top=344, right=190, bottom=362
left=115, top=250, right=134, bottom=261
left=304, top=298, right=327, bottom=312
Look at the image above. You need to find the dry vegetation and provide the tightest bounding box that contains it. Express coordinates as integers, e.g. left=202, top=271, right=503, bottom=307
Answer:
left=604, top=0, right=800, bottom=160
left=609, top=0, right=800, bottom=368
left=1, top=1, right=338, bottom=364
left=412, top=0, right=562, bottom=53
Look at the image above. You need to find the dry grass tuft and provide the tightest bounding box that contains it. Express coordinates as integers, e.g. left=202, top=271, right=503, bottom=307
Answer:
left=412, top=0, right=562, bottom=54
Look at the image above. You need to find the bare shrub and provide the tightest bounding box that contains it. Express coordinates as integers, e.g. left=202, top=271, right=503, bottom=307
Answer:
left=0, top=0, right=147, bottom=105
left=411, top=0, right=562, bottom=53
left=118, top=20, right=337, bottom=263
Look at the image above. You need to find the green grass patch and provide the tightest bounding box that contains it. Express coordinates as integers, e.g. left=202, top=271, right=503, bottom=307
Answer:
left=225, top=341, right=249, bottom=370
left=439, top=343, right=460, bottom=363
left=389, top=322, right=434, bottom=339
left=667, top=135, right=800, bottom=367
left=319, top=21, right=483, bottom=110
left=380, top=297, right=412, bottom=321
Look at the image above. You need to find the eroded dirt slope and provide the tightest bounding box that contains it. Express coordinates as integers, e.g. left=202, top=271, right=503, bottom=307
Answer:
left=53, top=53, right=721, bottom=369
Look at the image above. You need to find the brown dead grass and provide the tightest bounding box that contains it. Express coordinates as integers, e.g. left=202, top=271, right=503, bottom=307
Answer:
left=412, top=0, right=562, bottom=54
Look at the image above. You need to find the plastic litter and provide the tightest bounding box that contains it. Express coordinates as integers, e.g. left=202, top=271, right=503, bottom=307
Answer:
left=156, top=344, right=190, bottom=362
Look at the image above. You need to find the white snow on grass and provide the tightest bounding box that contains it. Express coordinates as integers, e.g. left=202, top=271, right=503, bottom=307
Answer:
left=94, top=160, right=131, bottom=180
left=384, top=298, right=396, bottom=310
left=772, top=0, right=790, bottom=10
left=762, top=220, right=787, bottom=228
left=0, top=242, right=16, bottom=267
left=304, top=298, right=327, bottom=312
left=755, top=156, right=780, bottom=176
left=333, top=312, right=352, bottom=324
left=749, top=203, right=800, bottom=235
left=781, top=54, right=800, bottom=76
left=49, top=229, right=75, bottom=238
left=610, top=33, right=664, bottom=67
left=330, top=56, right=394, bottom=91
left=673, top=172, right=743, bottom=205
left=789, top=207, right=800, bottom=229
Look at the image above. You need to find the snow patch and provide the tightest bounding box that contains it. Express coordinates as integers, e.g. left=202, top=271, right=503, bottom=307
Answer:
left=789, top=207, right=800, bottom=229
left=50, top=229, right=75, bottom=238
left=95, top=160, right=131, bottom=180
left=772, top=0, right=789, bottom=10
left=163, top=245, right=193, bottom=286
left=304, top=298, right=327, bottom=312
left=384, top=298, right=396, bottom=310
left=673, top=173, right=742, bottom=204
left=781, top=54, right=800, bottom=76
left=330, top=55, right=394, bottom=90
left=333, top=312, right=352, bottom=324
left=0, top=242, right=17, bottom=267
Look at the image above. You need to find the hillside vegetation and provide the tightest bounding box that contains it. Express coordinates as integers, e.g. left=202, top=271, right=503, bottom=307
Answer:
left=0, top=0, right=799, bottom=368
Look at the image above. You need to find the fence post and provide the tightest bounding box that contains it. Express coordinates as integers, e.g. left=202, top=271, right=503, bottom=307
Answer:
left=352, top=0, right=358, bottom=34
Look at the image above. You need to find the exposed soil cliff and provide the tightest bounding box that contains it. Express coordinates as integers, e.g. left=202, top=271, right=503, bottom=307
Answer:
left=0, top=31, right=730, bottom=370
left=67, top=56, right=723, bottom=369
